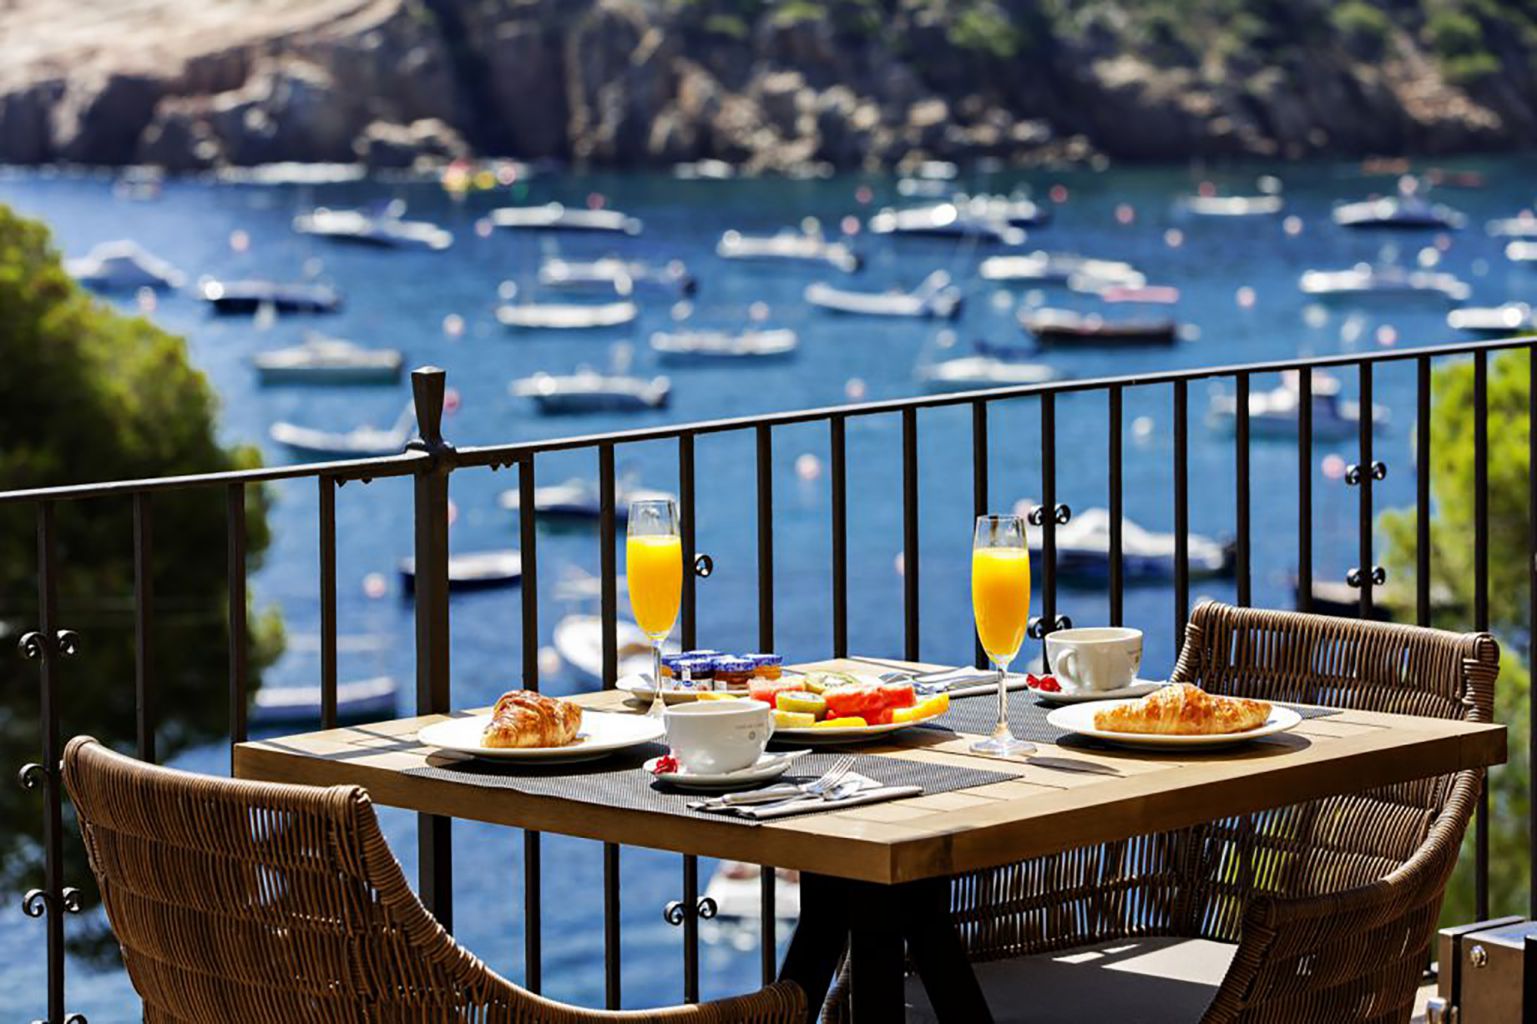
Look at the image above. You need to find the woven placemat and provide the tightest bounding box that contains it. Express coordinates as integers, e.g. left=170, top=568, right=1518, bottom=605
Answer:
left=403, top=747, right=1013, bottom=826
left=921, top=689, right=1342, bottom=744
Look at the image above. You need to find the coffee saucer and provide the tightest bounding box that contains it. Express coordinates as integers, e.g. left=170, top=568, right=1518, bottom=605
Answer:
left=644, top=749, right=809, bottom=791
left=1030, top=679, right=1164, bottom=706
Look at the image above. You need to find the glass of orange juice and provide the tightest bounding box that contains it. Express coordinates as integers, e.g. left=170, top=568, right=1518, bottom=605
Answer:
left=971, top=514, right=1035, bottom=756
left=627, top=498, right=682, bottom=717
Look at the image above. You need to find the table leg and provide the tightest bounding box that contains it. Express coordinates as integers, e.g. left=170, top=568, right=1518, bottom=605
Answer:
left=778, top=872, right=851, bottom=1022
left=902, top=877, right=992, bottom=1023
left=848, top=880, right=905, bottom=1023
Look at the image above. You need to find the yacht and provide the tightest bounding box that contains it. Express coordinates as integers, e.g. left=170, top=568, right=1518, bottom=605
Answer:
left=66, top=240, right=185, bottom=291
left=553, top=613, right=677, bottom=683
left=496, top=299, right=639, bottom=331
left=649, top=328, right=798, bottom=363
left=269, top=403, right=414, bottom=459
left=490, top=202, right=642, bottom=235
left=1448, top=303, right=1537, bottom=336
left=1486, top=213, right=1537, bottom=238
left=963, top=193, right=1051, bottom=228
left=200, top=279, right=342, bottom=315
left=253, top=335, right=403, bottom=385
left=1208, top=370, right=1388, bottom=440
left=510, top=370, right=670, bottom=414
left=1332, top=195, right=1465, bottom=230
left=1022, top=289, right=1180, bottom=347
left=1025, top=506, right=1234, bottom=584
left=867, top=202, right=1025, bottom=245
left=399, top=550, right=523, bottom=592
left=250, top=676, right=398, bottom=726
left=805, top=270, right=962, bottom=319
left=540, top=257, right=696, bottom=296
left=1506, top=241, right=1537, bottom=264
left=498, top=478, right=676, bottom=522
left=915, top=353, right=1058, bottom=392
left=716, top=229, right=861, bottom=273
left=293, top=206, right=452, bottom=250
left=1298, top=264, right=1470, bottom=303
left=980, top=252, right=1144, bottom=290
left=1183, top=194, right=1284, bottom=217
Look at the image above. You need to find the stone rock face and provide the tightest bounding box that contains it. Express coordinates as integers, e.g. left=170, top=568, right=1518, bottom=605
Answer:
left=3, top=0, right=1537, bottom=171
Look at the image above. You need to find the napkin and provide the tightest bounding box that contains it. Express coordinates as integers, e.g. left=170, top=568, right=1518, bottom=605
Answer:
left=699, top=773, right=922, bottom=820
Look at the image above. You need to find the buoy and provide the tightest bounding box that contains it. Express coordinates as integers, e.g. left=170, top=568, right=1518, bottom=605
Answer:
left=1322, top=454, right=1347, bottom=480
left=1164, top=228, right=1184, bottom=248
left=855, top=185, right=874, bottom=205
left=1132, top=416, right=1155, bottom=440
left=363, top=573, right=388, bottom=599
left=1049, top=184, right=1069, bottom=203
left=475, top=218, right=492, bottom=238
left=443, top=313, right=465, bottom=338
left=845, top=378, right=867, bottom=400
left=840, top=215, right=860, bottom=236
left=1283, top=215, right=1303, bottom=237
left=796, top=454, right=823, bottom=481
left=230, top=229, right=250, bottom=252
left=1115, top=203, right=1135, bottom=225
left=1236, top=286, right=1256, bottom=309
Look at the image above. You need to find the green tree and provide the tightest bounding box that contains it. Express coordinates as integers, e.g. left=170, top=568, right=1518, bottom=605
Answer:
left=0, top=204, right=279, bottom=951
left=1380, top=349, right=1532, bottom=920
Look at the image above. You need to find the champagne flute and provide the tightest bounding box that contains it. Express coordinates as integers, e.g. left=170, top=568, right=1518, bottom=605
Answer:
left=970, top=514, right=1035, bottom=756
left=626, top=498, right=682, bottom=718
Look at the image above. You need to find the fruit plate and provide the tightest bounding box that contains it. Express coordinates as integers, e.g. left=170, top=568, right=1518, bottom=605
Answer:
left=417, top=710, right=664, bottom=763
left=1029, top=679, right=1164, bottom=705
left=769, top=708, right=949, bottom=745
left=1044, top=702, right=1302, bottom=749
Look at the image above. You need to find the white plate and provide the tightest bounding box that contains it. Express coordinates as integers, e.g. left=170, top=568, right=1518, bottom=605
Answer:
left=417, top=710, right=665, bottom=763
left=643, top=750, right=807, bottom=790
left=1029, top=679, right=1164, bottom=705
left=1045, top=701, right=1303, bottom=748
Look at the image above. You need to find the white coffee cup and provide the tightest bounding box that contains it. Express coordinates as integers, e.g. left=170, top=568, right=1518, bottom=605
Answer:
left=1044, top=627, right=1144, bottom=694
left=663, top=700, right=774, bottom=774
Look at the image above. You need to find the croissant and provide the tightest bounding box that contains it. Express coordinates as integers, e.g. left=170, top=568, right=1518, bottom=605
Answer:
left=482, top=690, right=583, bottom=748
left=1093, top=683, right=1271, bottom=736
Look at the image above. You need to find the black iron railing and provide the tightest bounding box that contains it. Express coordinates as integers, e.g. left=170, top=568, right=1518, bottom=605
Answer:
left=7, top=337, right=1537, bottom=1022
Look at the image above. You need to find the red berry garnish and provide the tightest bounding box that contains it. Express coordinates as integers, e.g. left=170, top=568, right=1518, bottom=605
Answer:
left=1037, top=675, right=1061, bottom=692
left=652, top=753, right=679, bottom=775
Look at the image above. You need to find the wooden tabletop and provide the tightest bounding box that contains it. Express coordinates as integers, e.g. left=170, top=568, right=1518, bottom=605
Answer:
left=233, top=658, right=1506, bottom=885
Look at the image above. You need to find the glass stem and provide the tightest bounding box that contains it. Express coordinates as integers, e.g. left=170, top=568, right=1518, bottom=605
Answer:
left=648, top=640, right=666, bottom=718
left=993, top=659, right=1012, bottom=739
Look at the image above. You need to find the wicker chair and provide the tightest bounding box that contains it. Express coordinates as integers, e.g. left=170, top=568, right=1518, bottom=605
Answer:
left=62, top=737, right=806, bottom=1023
left=825, top=601, right=1498, bottom=1023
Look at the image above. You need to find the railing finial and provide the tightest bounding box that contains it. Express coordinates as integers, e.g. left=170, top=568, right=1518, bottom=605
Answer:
left=410, top=366, right=449, bottom=453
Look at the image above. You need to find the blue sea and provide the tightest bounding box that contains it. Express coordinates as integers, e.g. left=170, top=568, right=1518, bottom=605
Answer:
left=2, top=156, right=1532, bottom=1018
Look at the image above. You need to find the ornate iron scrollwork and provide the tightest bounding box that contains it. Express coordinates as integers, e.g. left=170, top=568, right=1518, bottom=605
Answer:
left=18, top=632, right=45, bottom=660
left=1027, top=614, right=1072, bottom=640
left=694, top=553, right=714, bottom=578
left=61, top=887, right=82, bottom=913
left=696, top=896, right=718, bottom=920
left=17, top=763, right=43, bottom=790
left=1346, top=566, right=1387, bottom=589
left=1344, top=461, right=1387, bottom=486
left=1027, top=503, right=1072, bottom=527
left=55, top=630, right=80, bottom=657
left=663, top=896, right=719, bottom=926
left=22, top=889, right=48, bottom=917
left=663, top=900, right=687, bottom=926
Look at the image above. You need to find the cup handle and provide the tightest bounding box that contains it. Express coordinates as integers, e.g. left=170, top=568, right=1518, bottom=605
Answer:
left=1055, top=648, right=1079, bottom=686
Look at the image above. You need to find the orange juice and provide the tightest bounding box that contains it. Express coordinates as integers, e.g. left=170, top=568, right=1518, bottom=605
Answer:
left=626, top=534, right=682, bottom=638
left=972, top=547, right=1030, bottom=663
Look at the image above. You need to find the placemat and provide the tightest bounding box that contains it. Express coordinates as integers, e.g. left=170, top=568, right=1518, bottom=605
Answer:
left=921, top=689, right=1342, bottom=744
left=403, top=748, right=1014, bottom=826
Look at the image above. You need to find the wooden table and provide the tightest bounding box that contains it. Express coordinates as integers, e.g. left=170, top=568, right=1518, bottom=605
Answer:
left=234, top=658, right=1506, bottom=1022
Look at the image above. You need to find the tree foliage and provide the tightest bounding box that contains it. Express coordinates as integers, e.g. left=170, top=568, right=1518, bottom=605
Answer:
left=0, top=204, right=278, bottom=948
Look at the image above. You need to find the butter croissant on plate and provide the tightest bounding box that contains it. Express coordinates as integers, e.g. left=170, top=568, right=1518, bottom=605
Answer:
left=1092, top=683, right=1271, bottom=736
left=482, top=690, right=583, bottom=748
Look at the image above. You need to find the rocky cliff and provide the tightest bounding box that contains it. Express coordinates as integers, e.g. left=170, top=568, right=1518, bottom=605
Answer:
left=2, top=0, right=1533, bottom=171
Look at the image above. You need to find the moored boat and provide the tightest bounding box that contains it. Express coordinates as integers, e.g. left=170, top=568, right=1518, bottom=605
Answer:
left=66, top=240, right=185, bottom=291
left=1299, top=264, right=1469, bottom=302
left=510, top=370, right=670, bottom=414
left=1025, top=506, right=1234, bottom=584
left=1448, top=303, right=1536, bottom=336
left=868, top=202, right=1025, bottom=245
left=496, top=300, right=639, bottom=330
left=293, top=207, right=452, bottom=250
left=716, top=229, right=860, bottom=272
left=1183, top=194, right=1284, bottom=217
left=200, top=278, right=342, bottom=315
left=915, top=354, right=1058, bottom=392
left=980, top=251, right=1144, bottom=290
left=1208, top=370, right=1387, bottom=440
left=554, top=613, right=677, bottom=683
left=399, top=550, right=523, bottom=592
left=250, top=676, right=398, bottom=726
left=1332, top=195, right=1465, bottom=230
left=540, top=257, right=696, bottom=296
left=805, top=270, right=962, bottom=319
left=269, top=403, right=414, bottom=458
left=498, top=478, right=676, bottom=522
left=253, top=335, right=404, bottom=385
left=649, top=328, right=798, bottom=363
left=490, top=202, right=642, bottom=235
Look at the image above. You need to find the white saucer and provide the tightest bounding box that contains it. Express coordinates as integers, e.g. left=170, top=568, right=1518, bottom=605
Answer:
left=1029, top=679, right=1164, bottom=705
left=644, top=750, right=808, bottom=790
left=1046, top=702, right=1303, bottom=748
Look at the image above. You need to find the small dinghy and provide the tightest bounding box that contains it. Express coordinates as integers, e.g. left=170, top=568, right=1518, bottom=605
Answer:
left=915, top=354, right=1058, bottom=392
left=868, top=202, right=1025, bottom=245
left=293, top=206, right=452, bottom=251
left=1299, top=264, right=1469, bottom=303
left=1506, top=241, right=1537, bottom=264
left=1208, top=370, right=1387, bottom=441
left=540, top=257, right=696, bottom=296
left=250, top=676, right=398, bottom=726
left=963, top=193, right=1051, bottom=228
left=554, top=613, right=678, bottom=683
left=673, top=159, right=736, bottom=181
left=716, top=229, right=860, bottom=272
left=1182, top=194, right=1283, bottom=217
left=490, top=202, right=642, bottom=235
left=649, top=328, right=798, bottom=363
left=496, top=299, right=638, bottom=330
left=1487, top=213, right=1537, bottom=238
left=200, top=279, right=342, bottom=315
left=805, top=270, right=963, bottom=319
left=498, top=478, right=675, bottom=522
left=399, top=549, right=522, bottom=592
left=253, top=334, right=403, bottom=385
left=1332, top=195, right=1465, bottom=230
left=269, top=403, right=414, bottom=459
left=1028, top=506, right=1234, bottom=585
left=66, top=240, right=185, bottom=291
left=1022, top=287, right=1180, bottom=347
left=1448, top=303, right=1536, bottom=336
left=510, top=370, right=670, bottom=414
left=980, top=251, right=1144, bottom=290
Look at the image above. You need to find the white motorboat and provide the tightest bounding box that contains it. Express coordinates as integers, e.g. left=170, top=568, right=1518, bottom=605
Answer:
left=805, top=270, right=963, bottom=319
left=649, top=328, right=798, bottom=363
left=498, top=478, right=676, bottom=522
left=510, top=370, right=670, bottom=414
left=1448, top=303, right=1537, bottom=336
left=1023, top=288, right=1180, bottom=347
left=1298, top=264, right=1470, bottom=302
left=253, top=335, right=404, bottom=385
left=1208, top=370, right=1388, bottom=440
left=269, top=403, right=414, bottom=459
left=1026, top=506, right=1233, bottom=584
left=962, top=193, right=1051, bottom=228
left=1332, top=196, right=1465, bottom=230
left=293, top=207, right=452, bottom=250
left=980, top=251, right=1144, bottom=290
left=399, top=549, right=523, bottom=592
left=716, top=229, right=860, bottom=272
left=673, top=159, right=736, bottom=181
left=66, top=240, right=185, bottom=291
left=496, top=300, right=639, bottom=330
left=490, top=202, right=642, bottom=235
left=1487, top=213, right=1537, bottom=238
left=700, top=862, right=801, bottom=951
left=250, top=675, right=398, bottom=726
left=200, top=278, right=342, bottom=315
left=1506, top=241, right=1537, bottom=264
left=540, top=257, right=696, bottom=296
left=1183, top=194, right=1283, bottom=217
left=915, top=354, right=1058, bottom=392
left=553, top=613, right=678, bottom=683
left=867, top=203, right=1025, bottom=245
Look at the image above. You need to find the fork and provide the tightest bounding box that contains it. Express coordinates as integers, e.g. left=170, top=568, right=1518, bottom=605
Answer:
left=695, top=754, right=857, bottom=810
left=744, top=755, right=858, bottom=811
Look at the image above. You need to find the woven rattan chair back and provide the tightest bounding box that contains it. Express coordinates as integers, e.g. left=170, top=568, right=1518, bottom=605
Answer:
left=63, top=736, right=804, bottom=1024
